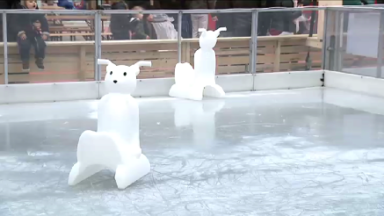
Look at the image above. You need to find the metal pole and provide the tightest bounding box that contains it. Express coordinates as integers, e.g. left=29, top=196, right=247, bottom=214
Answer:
left=321, top=8, right=329, bottom=70
left=2, top=12, right=8, bottom=84
left=177, top=11, right=182, bottom=63
left=305, top=8, right=318, bottom=70
left=333, top=10, right=342, bottom=71
left=376, top=10, right=384, bottom=78
left=339, top=11, right=346, bottom=71
left=250, top=10, right=258, bottom=74
left=94, top=12, right=102, bottom=81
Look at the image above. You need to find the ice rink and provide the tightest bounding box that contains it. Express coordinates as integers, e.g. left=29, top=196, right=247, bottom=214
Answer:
left=1, top=87, right=384, bottom=215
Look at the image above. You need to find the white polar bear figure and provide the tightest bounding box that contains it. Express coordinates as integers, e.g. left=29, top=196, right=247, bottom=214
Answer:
left=68, top=59, right=152, bottom=189
left=172, top=99, right=225, bottom=147
left=169, top=27, right=227, bottom=101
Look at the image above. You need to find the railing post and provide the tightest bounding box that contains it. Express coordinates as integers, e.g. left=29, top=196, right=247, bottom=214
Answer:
left=250, top=10, right=258, bottom=75
left=321, top=8, right=329, bottom=70
left=332, top=9, right=345, bottom=71
left=305, top=8, right=318, bottom=70
left=94, top=11, right=102, bottom=81
left=177, top=10, right=182, bottom=63
left=377, top=10, right=384, bottom=78
left=2, top=11, right=8, bottom=85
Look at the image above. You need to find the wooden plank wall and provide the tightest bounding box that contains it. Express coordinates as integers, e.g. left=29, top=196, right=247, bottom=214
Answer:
left=0, top=35, right=345, bottom=84
left=96, top=40, right=178, bottom=80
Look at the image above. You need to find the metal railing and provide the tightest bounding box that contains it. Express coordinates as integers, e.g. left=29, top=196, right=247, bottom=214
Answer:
left=1, top=6, right=383, bottom=84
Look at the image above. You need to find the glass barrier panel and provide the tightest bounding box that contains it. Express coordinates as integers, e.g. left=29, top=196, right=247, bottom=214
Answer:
left=184, top=12, right=252, bottom=75
left=0, top=13, right=4, bottom=84
left=381, top=11, right=384, bottom=79
left=337, top=10, right=381, bottom=77
left=100, top=11, right=178, bottom=80
left=257, top=8, right=323, bottom=73
left=5, top=12, right=96, bottom=84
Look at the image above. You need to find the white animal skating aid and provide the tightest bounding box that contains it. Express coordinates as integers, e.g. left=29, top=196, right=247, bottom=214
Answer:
left=68, top=59, right=152, bottom=189
left=169, top=27, right=227, bottom=101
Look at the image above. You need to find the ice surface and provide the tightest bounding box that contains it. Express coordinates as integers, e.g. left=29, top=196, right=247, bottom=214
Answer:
left=1, top=88, right=384, bottom=215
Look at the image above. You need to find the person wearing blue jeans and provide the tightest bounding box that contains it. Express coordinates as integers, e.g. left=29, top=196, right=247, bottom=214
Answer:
left=57, top=0, right=86, bottom=9
left=57, top=0, right=74, bottom=9
left=9, top=0, right=49, bottom=71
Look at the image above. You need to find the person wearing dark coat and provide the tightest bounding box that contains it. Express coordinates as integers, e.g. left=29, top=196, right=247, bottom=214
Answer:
left=0, top=0, right=13, bottom=9
left=110, top=1, right=131, bottom=40
left=8, top=0, right=49, bottom=71
left=186, top=0, right=216, bottom=38
left=0, top=0, right=16, bottom=41
left=211, top=1, right=233, bottom=37
left=126, top=0, right=151, bottom=9
left=212, top=0, right=260, bottom=37
left=267, top=0, right=302, bottom=35
left=154, top=0, right=193, bottom=38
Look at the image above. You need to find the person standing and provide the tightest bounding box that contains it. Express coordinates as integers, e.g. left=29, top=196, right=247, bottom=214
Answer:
left=154, top=0, right=193, bottom=38
left=186, top=0, right=216, bottom=38
left=268, top=0, right=302, bottom=36
left=211, top=0, right=260, bottom=37
left=110, top=0, right=131, bottom=40
left=211, top=1, right=233, bottom=37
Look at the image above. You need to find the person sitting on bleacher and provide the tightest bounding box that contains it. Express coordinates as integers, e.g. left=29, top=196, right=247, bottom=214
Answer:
left=9, top=0, right=49, bottom=71
left=57, top=0, right=86, bottom=10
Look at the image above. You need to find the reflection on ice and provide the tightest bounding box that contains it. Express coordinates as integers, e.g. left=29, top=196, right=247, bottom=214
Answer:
left=172, top=99, right=225, bottom=147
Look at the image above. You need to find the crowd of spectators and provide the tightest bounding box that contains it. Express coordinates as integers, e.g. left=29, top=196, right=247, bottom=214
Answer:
left=108, top=0, right=316, bottom=40
left=0, top=0, right=377, bottom=72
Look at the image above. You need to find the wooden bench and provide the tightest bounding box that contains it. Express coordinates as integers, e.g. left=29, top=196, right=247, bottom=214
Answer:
left=46, top=15, right=110, bottom=21
left=50, top=32, right=112, bottom=37
left=46, top=15, right=112, bottom=41
left=0, top=35, right=327, bottom=84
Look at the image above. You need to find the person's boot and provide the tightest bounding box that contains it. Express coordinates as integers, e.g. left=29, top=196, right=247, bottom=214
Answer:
left=35, top=58, right=44, bottom=70
left=22, top=61, right=30, bottom=72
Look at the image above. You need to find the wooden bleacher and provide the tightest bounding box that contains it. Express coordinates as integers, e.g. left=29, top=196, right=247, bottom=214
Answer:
left=0, top=35, right=327, bottom=84
left=46, top=15, right=112, bottom=41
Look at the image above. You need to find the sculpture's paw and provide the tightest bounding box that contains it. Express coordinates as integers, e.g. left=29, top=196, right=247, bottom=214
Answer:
left=188, top=84, right=204, bottom=101
left=114, top=154, right=151, bottom=189
left=68, top=162, right=81, bottom=185
left=69, top=131, right=121, bottom=186
left=68, top=162, right=104, bottom=186
left=203, top=84, right=225, bottom=98
left=169, top=84, right=193, bottom=100
left=169, top=84, right=180, bottom=98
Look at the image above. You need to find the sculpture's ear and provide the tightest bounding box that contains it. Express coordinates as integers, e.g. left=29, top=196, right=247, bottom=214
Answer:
left=214, top=27, right=227, bottom=37
left=198, top=28, right=207, bottom=37
left=98, top=59, right=116, bottom=73
left=131, top=61, right=152, bottom=76
left=97, top=59, right=116, bottom=67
